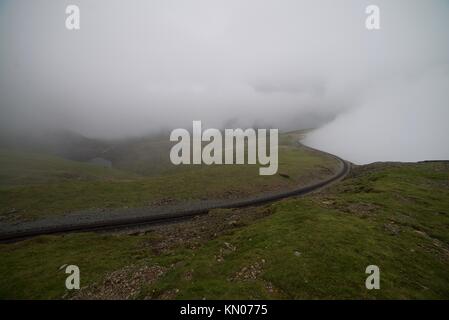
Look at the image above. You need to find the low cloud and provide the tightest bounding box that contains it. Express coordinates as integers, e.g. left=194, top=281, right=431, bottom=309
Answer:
left=0, top=0, right=448, bottom=163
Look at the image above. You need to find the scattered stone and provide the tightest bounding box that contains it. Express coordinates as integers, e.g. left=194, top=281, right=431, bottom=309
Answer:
left=224, top=242, right=236, bottom=252
left=73, top=265, right=166, bottom=300
left=158, top=288, right=180, bottom=300
left=384, top=223, right=400, bottom=235
left=151, top=197, right=176, bottom=206
left=228, top=220, right=239, bottom=227
left=230, top=261, right=264, bottom=282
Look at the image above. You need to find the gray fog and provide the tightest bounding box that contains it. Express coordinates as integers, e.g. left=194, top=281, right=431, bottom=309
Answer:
left=0, top=0, right=448, bottom=163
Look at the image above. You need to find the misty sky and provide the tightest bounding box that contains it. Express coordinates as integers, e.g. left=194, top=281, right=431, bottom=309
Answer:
left=0, top=0, right=448, bottom=163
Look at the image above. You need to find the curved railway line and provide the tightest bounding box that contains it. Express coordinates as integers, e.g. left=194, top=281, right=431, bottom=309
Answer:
left=0, top=144, right=350, bottom=243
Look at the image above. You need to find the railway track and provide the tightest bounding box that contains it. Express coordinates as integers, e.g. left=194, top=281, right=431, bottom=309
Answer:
left=0, top=144, right=350, bottom=243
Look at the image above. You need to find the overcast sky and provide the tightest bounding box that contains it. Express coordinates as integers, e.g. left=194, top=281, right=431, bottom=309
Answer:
left=0, top=0, right=448, bottom=163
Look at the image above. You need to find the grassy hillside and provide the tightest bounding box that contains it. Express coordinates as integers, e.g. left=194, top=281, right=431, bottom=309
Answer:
left=1, top=161, right=448, bottom=299
left=0, top=129, right=110, bottom=162
left=0, top=132, right=339, bottom=220
left=0, top=149, right=135, bottom=186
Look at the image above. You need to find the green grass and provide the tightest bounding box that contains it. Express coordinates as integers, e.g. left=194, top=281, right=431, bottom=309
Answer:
left=0, top=133, right=339, bottom=219
left=0, top=233, right=150, bottom=299
left=1, top=161, right=448, bottom=299
left=0, top=149, right=134, bottom=186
